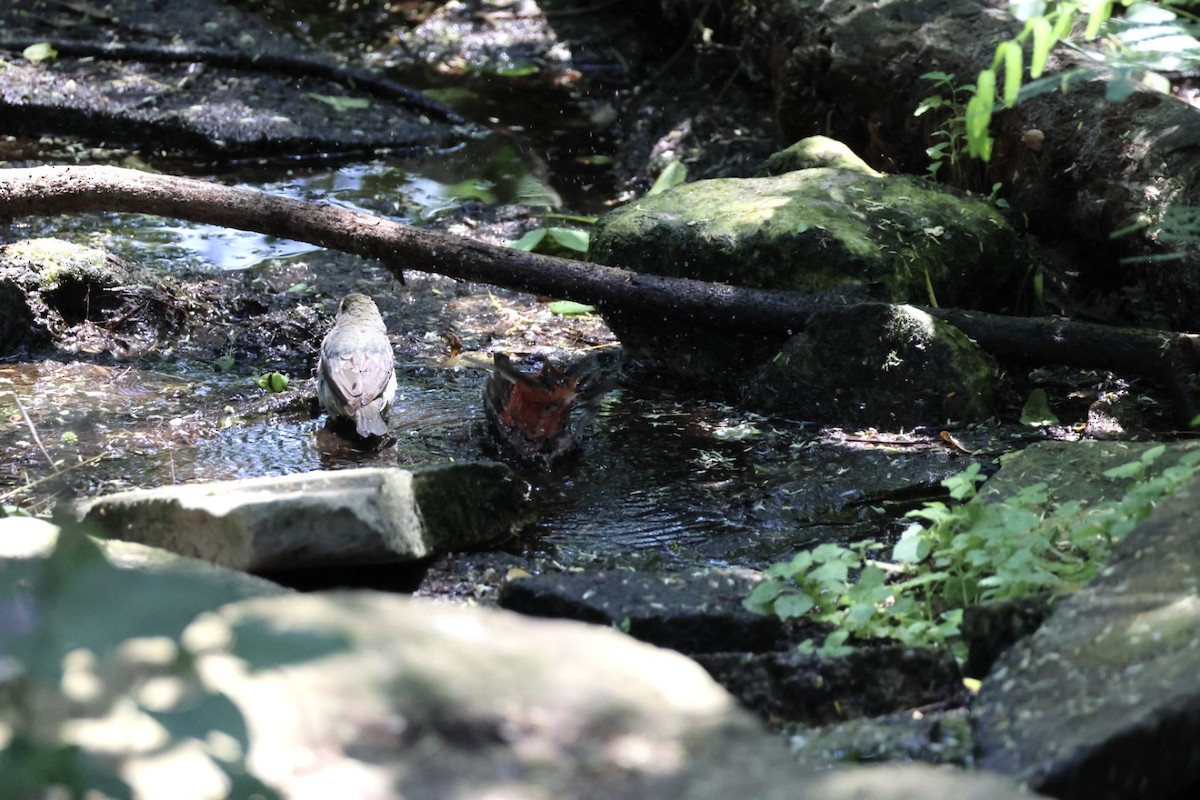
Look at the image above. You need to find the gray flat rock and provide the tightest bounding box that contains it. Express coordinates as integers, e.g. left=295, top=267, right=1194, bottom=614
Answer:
left=71, top=463, right=535, bottom=571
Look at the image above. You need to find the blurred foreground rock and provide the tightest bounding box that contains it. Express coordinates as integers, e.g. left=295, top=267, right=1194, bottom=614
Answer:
left=0, top=517, right=1037, bottom=799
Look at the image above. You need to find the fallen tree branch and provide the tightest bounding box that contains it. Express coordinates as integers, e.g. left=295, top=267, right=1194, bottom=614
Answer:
left=0, top=165, right=826, bottom=332
left=1, top=165, right=1198, bottom=419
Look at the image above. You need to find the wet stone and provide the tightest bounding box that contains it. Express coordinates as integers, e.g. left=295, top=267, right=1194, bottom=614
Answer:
left=972, top=473, right=1200, bottom=798
left=497, top=568, right=790, bottom=654
left=71, top=463, right=535, bottom=572
left=696, top=646, right=964, bottom=728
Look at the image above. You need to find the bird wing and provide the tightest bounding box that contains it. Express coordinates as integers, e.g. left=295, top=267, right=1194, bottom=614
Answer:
left=323, top=348, right=394, bottom=410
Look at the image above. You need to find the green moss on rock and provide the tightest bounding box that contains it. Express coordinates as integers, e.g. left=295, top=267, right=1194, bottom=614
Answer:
left=764, top=136, right=879, bottom=176
left=590, top=168, right=1017, bottom=309
left=746, top=303, right=996, bottom=426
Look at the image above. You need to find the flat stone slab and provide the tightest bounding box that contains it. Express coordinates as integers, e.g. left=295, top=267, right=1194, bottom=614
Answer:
left=973, top=471, right=1200, bottom=797
left=71, top=463, right=535, bottom=572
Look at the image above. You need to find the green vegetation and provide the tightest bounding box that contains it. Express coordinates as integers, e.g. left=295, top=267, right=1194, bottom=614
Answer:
left=0, top=523, right=347, bottom=798
left=508, top=225, right=590, bottom=257
left=913, top=71, right=975, bottom=186
left=745, top=446, right=1200, bottom=660
left=967, top=1, right=1200, bottom=160
left=253, top=372, right=290, bottom=393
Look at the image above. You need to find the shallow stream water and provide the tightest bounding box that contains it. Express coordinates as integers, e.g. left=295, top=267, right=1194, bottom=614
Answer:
left=1, top=81, right=973, bottom=578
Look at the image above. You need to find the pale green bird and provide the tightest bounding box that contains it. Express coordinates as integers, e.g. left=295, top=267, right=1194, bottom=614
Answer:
left=317, top=293, right=397, bottom=438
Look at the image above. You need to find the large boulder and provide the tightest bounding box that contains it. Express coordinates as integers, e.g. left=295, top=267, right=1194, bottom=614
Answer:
left=590, top=165, right=1016, bottom=307
left=0, top=520, right=1038, bottom=799
left=588, top=154, right=1016, bottom=391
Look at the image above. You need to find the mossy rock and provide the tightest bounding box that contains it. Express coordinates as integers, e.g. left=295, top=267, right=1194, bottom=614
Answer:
left=763, top=135, right=880, bottom=176
left=590, top=167, right=1017, bottom=307
left=745, top=303, right=997, bottom=426
left=589, top=163, right=1017, bottom=389
left=0, top=238, right=131, bottom=350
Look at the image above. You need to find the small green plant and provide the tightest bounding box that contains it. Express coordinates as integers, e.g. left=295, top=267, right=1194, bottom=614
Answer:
left=744, top=540, right=961, bottom=657
left=746, top=446, right=1200, bottom=660
left=913, top=71, right=976, bottom=186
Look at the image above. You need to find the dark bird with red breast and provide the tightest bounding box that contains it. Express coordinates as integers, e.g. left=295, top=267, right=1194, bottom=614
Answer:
left=483, top=352, right=612, bottom=467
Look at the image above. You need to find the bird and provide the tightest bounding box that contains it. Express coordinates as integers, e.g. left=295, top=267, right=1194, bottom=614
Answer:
left=316, top=293, right=397, bottom=438
left=483, top=352, right=611, bottom=467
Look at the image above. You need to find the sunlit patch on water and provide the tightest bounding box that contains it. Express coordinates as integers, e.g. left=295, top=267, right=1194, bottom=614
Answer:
left=3, top=136, right=566, bottom=275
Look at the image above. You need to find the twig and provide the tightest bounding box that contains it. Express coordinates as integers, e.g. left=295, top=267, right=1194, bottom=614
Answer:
left=10, top=393, right=55, bottom=470
left=0, top=452, right=109, bottom=504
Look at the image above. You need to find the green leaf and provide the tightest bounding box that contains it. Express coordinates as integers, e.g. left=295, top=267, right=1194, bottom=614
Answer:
left=744, top=580, right=786, bottom=611
left=545, top=227, right=590, bottom=254
left=919, top=70, right=955, bottom=83
left=1020, top=388, right=1059, bottom=426
left=547, top=300, right=597, bottom=316
left=1052, top=6, right=1077, bottom=40
left=965, top=70, right=996, bottom=159
left=446, top=179, right=497, bottom=204
left=254, top=372, right=289, bottom=393
left=1085, top=0, right=1113, bottom=39
left=647, top=160, right=687, bottom=196
left=773, top=592, right=816, bottom=619
left=914, top=96, right=948, bottom=117
left=893, top=526, right=932, bottom=563
left=944, top=462, right=983, bottom=500
left=508, top=229, right=547, bottom=252
left=508, top=227, right=589, bottom=258
left=995, top=41, right=1024, bottom=108
left=306, top=93, right=370, bottom=112
left=1028, top=16, right=1055, bottom=78
left=22, top=42, right=57, bottom=63
left=809, top=560, right=850, bottom=586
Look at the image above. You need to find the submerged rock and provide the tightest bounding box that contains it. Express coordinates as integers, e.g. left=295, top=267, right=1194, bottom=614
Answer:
left=71, top=463, right=535, bottom=572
